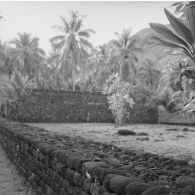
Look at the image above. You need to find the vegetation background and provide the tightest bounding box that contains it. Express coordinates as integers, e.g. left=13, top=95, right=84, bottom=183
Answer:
left=1, top=1, right=195, bottom=125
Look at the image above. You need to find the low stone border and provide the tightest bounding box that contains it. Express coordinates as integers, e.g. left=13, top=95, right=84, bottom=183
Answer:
left=161, top=122, right=195, bottom=127
left=0, top=118, right=195, bottom=195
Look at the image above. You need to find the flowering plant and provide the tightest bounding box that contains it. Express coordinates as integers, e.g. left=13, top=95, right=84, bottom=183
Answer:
left=104, top=73, right=134, bottom=125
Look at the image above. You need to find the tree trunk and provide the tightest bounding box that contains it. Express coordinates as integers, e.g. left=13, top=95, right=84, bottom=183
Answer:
left=72, top=51, right=76, bottom=91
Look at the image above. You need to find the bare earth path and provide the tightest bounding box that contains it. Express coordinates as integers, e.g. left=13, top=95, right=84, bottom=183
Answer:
left=28, top=123, right=195, bottom=161
left=0, top=144, right=35, bottom=195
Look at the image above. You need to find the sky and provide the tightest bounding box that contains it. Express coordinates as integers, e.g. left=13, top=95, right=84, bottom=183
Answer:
left=0, top=1, right=174, bottom=54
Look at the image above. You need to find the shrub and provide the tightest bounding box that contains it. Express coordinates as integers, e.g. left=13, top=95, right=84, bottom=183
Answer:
left=104, top=73, right=134, bottom=125
left=125, top=103, right=158, bottom=124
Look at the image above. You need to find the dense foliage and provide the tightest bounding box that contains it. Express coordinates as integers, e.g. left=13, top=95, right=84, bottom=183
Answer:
left=150, top=2, right=195, bottom=117
left=104, top=73, right=134, bottom=125
left=1, top=3, right=195, bottom=123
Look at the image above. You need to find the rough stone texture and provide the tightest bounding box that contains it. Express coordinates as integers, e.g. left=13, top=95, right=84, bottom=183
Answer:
left=141, top=185, right=171, bottom=195
left=0, top=118, right=194, bottom=195
left=125, top=182, right=151, bottom=195
left=175, top=176, right=195, bottom=188
left=6, top=89, right=158, bottom=124
left=7, top=89, right=114, bottom=123
left=109, top=175, right=140, bottom=195
left=117, top=130, right=136, bottom=136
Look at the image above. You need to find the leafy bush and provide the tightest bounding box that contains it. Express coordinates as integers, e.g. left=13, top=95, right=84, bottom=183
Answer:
left=104, top=73, right=134, bottom=125
left=129, top=83, right=156, bottom=104
left=125, top=103, right=158, bottom=124
left=0, top=71, right=33, bottom=116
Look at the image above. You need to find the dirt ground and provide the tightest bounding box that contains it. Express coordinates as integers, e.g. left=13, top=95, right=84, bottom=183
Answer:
left=0, top=144, right=35, bottom=195
left=28, top=123, right=195, bottom=161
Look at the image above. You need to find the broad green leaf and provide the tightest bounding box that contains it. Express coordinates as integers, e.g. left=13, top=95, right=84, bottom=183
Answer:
left=186, top=5, right=195, bottom=41
left=164, top=8, right=194, bottom=44
left=149, top=23, right=190, bottom=50
left=175, top=4, right=185, bottom=14
left=171, top=2, right=183, bottom=7
left=149, top=36, right=195, bottom=62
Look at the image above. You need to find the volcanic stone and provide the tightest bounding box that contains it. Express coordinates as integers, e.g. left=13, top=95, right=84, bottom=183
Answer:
left=175, top=176, right=195, bottom=188
left=141, top=185, right=170, bottom=195
left=125, top=182, right=151, bottom=195
left=110, top=175, right=140, bottom=195
left=117, top=129, right=136, bottom=136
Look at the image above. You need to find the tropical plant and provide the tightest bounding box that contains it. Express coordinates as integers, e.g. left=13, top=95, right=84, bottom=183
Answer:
left=0, top=71, right=33, bottom=116
left=111, top=29, right=142, bottom=82
left=8, top=32, right=45, bottom=79
left=50, top=11, right=95, bottom=90
left=150, top=3, right=195, bottom=67
left=37, top=49, right=65, bottom=90
left=104, top=73, right=134, bottom=125
left=82, top=44, right=116, bottom=91
left=171, top=1, right=190, bottom=18
left=139, top=58, right=161, bottom=89
left=0, top=41, right=13, bottom=79
left=129, top=83, right=157, bottom=105
left=149, top=2, right=195, bottom=115
left=159, top=59, right=188, bottom=92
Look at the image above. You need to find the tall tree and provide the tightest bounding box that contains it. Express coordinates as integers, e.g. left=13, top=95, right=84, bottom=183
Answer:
left=9, top=32, right=45, bottom=79
left=139, top=59, right=161, bottom=89
left=88, top=44, right=117, bottom=91
left=50, top=11, right=95, bottom=90
left=112, top=29, right=142, bottom=82
left=0, top=41, right=13, bottom=80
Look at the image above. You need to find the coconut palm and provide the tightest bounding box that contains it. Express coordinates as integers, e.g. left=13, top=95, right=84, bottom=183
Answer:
left=0, top=71, right=33, bottom=116
left=0, top=41, right=13, bottom=79
left=112, top=29, right=142, bottom=82
left=139, top=59, right=161, bottom=89
left=50, top=11, right=95, bottom=90
left=88, top=44, right=117, bottom=91
left=8, top=32, right=45, bottom=79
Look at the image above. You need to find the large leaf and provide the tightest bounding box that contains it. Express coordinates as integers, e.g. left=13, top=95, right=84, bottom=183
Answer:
left=186, top=4, right=195, bottom=41
left=149, top=36, right=195, bottom=62
left=149, top=23, right=190, bottom=50
left=183, top=98, right=195, bottom=113
left=171, top=2, right=184, bottom=7
left=164, top=8, right=194, bottom=44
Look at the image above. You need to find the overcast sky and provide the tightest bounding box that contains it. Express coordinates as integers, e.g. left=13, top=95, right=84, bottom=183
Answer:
left=0, top=1, right=174, bottom=53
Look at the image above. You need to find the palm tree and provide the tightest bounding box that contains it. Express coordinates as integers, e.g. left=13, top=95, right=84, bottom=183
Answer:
left=139, top=59, right=161, bottom=89
left=0, top=71, right=33, bottom=116
left=111, top=29, right=142, bottom=82
left=87, top=44, right=117, bottom=91
left=9, top=32, right=45, bottom=80
left=0, top=41, right=13, bottom=80
left=50, top=11, right=95, bottom=91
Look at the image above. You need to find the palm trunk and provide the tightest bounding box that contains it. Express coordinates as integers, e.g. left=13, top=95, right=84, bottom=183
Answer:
left=72, top=51, right=76, bottom=91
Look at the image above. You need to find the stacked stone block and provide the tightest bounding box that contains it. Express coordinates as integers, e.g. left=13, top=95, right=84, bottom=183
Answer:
left=7, top=89, right=158, bottom=124
left=1, top=118, right=195, bottom=195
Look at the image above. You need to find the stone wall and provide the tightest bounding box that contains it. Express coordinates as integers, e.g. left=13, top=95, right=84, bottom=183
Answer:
left=7, top=89, right=114, bottom=123
left=0, top=118, right=195, bottom=195
left=7, top=89, right=158, bottom=124
left=158, top=108, right=195, bottom=126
